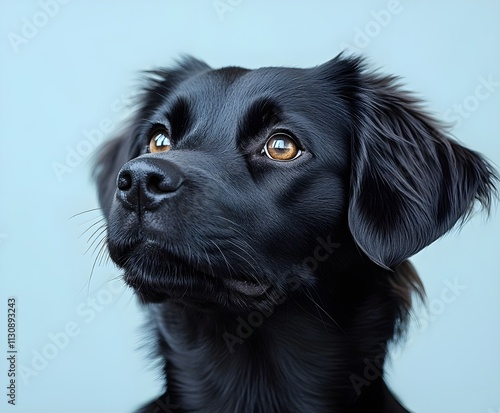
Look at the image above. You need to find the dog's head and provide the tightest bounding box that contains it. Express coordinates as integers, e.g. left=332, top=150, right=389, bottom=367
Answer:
left=94, top=54, right=497, bottom=309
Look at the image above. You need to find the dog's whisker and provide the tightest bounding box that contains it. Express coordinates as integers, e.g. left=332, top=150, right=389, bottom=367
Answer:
left=86, top=222, right=107, bottom=244
left=213, top=216, right=260, bottom=251
left=75, top=215, right=106, bottom=227
left=179, top=285, right=189, bottom=301
left=78, top=218, right=106, bottom=239
left=288, top=297, right=336, bottom=333
left=208, top=239, right=236, bottom=276
left=224, top=247, right=263, bottom=289
left=200, top=246, right=215, bottom=278
left=84, top=225, right=107, bottom=255
left=304, top=289, right=353, bottom=344
left=311, top=289, right=333, bottom=338
left=87, top=255, right=100, bottom=294
left=108, top=274, right=122, bottom=283
left=69, top=208, right=102, bottom=220
left=209, top=222, right=262, bottom=265
left=291, top=293, right=341, bottom=339
left=99, top=247, right=111, bottom=267
left=86, top=236, right=110, bottom=294
left=95, top=237, right=109, bottom=266
left=223, top=239, right=260, bottom=273
left=227, top=237, right=260, bottom=262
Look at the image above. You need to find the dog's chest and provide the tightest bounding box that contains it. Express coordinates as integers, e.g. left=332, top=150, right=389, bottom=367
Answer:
left=154, top=304, right=352, bottom=412
left=166, top=344, right=338, bottom=412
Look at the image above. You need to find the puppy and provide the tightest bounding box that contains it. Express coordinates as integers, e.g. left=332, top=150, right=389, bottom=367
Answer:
left=93, top=54, right=497, bottom=412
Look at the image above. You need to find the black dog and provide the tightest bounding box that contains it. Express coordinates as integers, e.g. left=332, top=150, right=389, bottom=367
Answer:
left=93, top=54, right=497, bottom=412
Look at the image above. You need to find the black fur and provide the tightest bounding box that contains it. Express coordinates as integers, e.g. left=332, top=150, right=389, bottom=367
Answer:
left=93, top=54, right=497, bottom=412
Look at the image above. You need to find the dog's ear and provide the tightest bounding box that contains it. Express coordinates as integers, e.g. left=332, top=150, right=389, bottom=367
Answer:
left=92, top=57, right=210, bottom=215
left=92, top=132, right=133, bottom=214
left=327, top=56, right=497, bottom=268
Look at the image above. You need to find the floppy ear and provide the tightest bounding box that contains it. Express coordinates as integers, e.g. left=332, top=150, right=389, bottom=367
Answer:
left=92, top=132, right=133, bottom=215
left=92, top=57, right=211, bottom=215
left=334, top=56, right=498, bottom=268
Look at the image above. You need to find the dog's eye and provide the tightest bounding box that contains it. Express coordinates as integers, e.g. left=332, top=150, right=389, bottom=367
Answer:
left=263, top=133, right=301, bottom=161
left=149, top=130, right=171, bottom=153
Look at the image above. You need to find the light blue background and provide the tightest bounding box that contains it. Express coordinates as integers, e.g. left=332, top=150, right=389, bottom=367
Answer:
left=1, top=1, right=499, bottom=412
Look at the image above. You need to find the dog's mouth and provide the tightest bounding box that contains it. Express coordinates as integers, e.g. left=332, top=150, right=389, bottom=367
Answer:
left=110, top=238, right=271, bottom=304
left=221, top=278, right=270, bottom=296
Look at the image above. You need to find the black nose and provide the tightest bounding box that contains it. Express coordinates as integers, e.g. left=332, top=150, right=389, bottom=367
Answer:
left=116, top=157, right=185, bottom=211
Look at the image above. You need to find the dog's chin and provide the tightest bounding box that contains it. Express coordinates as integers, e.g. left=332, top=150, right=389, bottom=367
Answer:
left=124, top=277, right=170, bottom=304
left=108, top=239, right=273, bottom=309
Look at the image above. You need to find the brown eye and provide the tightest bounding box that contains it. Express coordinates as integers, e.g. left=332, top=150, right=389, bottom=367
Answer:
left=263, top=133, right=301, bottom=161
left=149, top=130, right=171, bottom=153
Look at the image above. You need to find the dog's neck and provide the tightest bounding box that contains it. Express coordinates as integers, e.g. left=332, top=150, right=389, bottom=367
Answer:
left=149, top=265, right=408, bottom=413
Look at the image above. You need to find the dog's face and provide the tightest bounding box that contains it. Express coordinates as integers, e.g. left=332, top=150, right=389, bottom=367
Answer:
left=98, top=59, right=353, bottom=307
left=94, top=55, right=496, bottom=309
